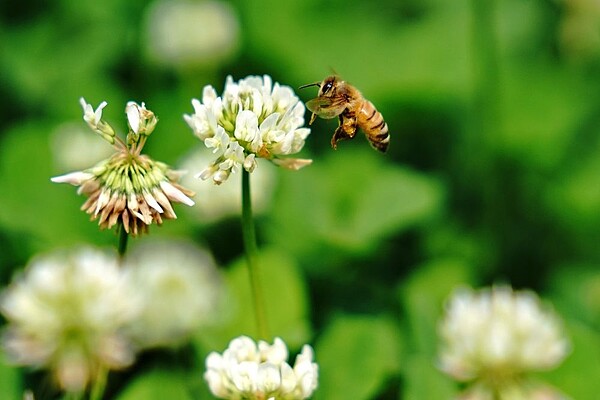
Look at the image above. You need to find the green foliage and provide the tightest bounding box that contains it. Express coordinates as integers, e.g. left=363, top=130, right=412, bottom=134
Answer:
left=1, top=0, right=600, bottom=397
left=116, top=369, right=192, bottom=400
left=197, top=248, right=312, bottom=352
left=267, top=147, right=443, bottom=265
left=313, top=315, right=402, bottom=400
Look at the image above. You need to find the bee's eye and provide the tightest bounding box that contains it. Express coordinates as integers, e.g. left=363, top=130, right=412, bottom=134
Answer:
left=323, top=81, right=333, bottom=93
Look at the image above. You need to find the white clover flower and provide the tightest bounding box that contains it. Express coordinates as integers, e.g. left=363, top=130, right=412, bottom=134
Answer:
left=179, top=148, right=276, bottom=223
left=184, top=75, right=312, bottom=185
left=438, top=286, right=570, bottom=399
left=144, top=0, right=239, bottom=69
left=204, top=336, right=318, bottom=400
left=0, top=247, right=139, bottom=393
left=122, top=238, right=223, bottom=348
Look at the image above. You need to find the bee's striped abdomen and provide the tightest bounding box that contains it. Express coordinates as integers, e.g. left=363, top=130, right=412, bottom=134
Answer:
left=359, top=100, right=389, bottom=153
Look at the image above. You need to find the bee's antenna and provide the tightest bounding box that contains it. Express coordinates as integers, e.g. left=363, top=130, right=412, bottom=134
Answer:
left=299, top=82, right=321, bottom=90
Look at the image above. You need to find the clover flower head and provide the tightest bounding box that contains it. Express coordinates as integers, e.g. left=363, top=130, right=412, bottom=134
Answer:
left=438, top=285, right=570, bottom=399
left=0, top=247, right=139, bottom=393
left=144, top=0, right=239, bottom=69
left=204, top=336, right=318, bottom=399
left=184, top=75, right=312, bottom=185
left=122, top=238, right=223, bottom=348
left=52, top=99, right=194, bottom=236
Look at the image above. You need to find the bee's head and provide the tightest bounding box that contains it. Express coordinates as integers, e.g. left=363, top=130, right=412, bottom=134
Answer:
left=318, top=76, right=337, bottom=97
left=299, top=75, right=339, bottom=97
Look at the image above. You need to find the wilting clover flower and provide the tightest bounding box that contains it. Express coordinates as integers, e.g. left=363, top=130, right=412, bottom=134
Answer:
left=123, top=238, right=223, bottom=348
left=204, top=336, right=318, bottom=399
left=438, top=286, right=570, bottom=400
left=184, top=75, right=312, bottom=185
left=0, top=247, right=139, bottom=393
left=51, top=99, right=194, bottom=236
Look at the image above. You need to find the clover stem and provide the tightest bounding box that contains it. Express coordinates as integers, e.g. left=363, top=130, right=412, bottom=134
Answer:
left=241, top=169, right=269, bottom=340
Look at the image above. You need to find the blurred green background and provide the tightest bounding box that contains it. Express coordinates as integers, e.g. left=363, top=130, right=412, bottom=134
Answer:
left=2, top=0, right=600, bottom=398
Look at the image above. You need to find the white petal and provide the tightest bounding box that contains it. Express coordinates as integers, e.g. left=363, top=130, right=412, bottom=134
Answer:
left=143, top=191, right=164, bottom=213
left=271, top=158, right=312, bottom=170
left=51, top=171, right=94, bottom=185
left=159, top=181, right=195, bottom=206
left=125, top=102, right=141, bottom=134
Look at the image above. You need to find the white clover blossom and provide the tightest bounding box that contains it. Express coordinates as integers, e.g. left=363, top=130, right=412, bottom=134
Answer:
left=204, top=336, right=318, bottom=400
left=0, top=247, right=139, bottom=393
left=122, top=238, right=223, bottom=348
left=144, top=0, right=239, bottom=69
left=438, top=286, right=570, bottom=399
left=184, top=75, right=312, bottom=185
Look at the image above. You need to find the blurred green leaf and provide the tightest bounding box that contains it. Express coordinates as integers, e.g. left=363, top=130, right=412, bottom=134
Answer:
left=544, top=156, right=600, bottom=236
left=500, top=63, right=593, bottom=171
left=116, top=368, right=191, bottom=400
left=398, top=258, right=474, bottom=355
left=401, top=353, right=457, bottom=400
left=196, top=248, right=311, bottom=351
left=541, top=319, right=600, bottom=399
left=240, top=0, right=471, bottom=98
left=313, top=314, right=402, bottom=400
left=0, top=358, right=21, bottom=400
left=548, top=262, right=600, bottom=330
left=268, top=148, right=443, bottom=263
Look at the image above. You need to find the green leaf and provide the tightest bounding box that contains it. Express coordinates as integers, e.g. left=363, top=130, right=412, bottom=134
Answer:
left=401, top=353, right=457, bottom=400
left=196, top=248, right=311, bottom=351
left=116, top=369, right=192, bottom=400
left=398, top=258, right=474, bottom=355
left=313, top=315, right=402, bottom=400
left=0, top=358, right=21, bottom=400
left=268, top=147, right=443, bottom=262
left=548, top=262, right=600, bottom=329
left=540, top=319, right=600, bottom=400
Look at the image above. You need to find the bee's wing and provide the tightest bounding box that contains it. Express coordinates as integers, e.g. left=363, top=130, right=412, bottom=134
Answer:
left=305, top=97, right=347, bottom=119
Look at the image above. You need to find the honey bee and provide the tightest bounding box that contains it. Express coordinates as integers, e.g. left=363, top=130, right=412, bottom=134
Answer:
left=300, top=75, right=389, bottom=152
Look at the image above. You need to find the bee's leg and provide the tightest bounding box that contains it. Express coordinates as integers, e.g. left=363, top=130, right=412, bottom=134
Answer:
left=331, top=113, right=357, bottom=150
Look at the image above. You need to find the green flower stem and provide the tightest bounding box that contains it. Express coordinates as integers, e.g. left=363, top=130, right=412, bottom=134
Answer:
left=89, top=367, right=108, bottom=400
left=241, top=169, right=269, bottom=340
left=118, top=224, right=129, bottom=258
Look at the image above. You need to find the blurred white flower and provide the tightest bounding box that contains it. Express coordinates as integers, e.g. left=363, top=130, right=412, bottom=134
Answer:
left=144, top=0, right=239, bottom=69
left=438, top=286, right=570, bottom=399
left=184, top=75, right=312, bottom=185
left=179, top=148, right=276, bottom=223
left=123, top=238, right=223, bottom=348
left=204, top=336, right=318, bottom=400
left=0, top=247, right=139, bottom=393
